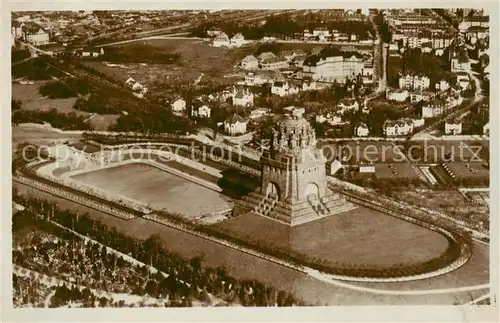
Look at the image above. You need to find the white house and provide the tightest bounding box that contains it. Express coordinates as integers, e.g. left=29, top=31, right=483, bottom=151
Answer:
left=260, top=57, right=289, bottom=70
left=171, top=98, right=187, bottom=113
left=271, top=81, right=299, bottom=97
left=386, top=88, right=409, bottom=102
left=230, top=33, right=246, bottom=47
left=192, top=105, right=211, bottom=118
left=82, top=47, right=104, bottom=58
left=22, top=23, right=50, bottom=46
left=232, top=88, right=254, bottom=107
left=445, top=120, right=462, bottom=135
left=383, top=118, right=414, bottom=136
left=398, top=73, right=431, bottom=91
left=212, top=32, right=230, bottom=47
left=336, top=98, right=359, bottom=114
left=224, top=114, right=248, bottom=135
left=239, top=73, right=269, bottom=86
left=241, top=55, right=259, bottom=70
left=355, top=122, right=369, bottom=137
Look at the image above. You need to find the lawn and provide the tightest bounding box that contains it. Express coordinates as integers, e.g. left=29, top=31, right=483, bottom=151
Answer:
left=213, top=206, right=450, bottom=268
left=87, top=114, right=120, bottom=131
left=445, top=162, right=490, bottom=180
left=70, top=162, right=233, bottom=219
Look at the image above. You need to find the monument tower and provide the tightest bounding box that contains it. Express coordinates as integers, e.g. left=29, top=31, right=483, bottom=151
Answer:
left=234, top=107, right=355, bottom=226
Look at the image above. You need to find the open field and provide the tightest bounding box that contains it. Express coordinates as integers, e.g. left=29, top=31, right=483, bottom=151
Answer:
left=82, top=39, right=254, bottom=94
left=70, top=162, right=232, bottom=218
left=12, top=124, right=82, bottom=149
left=375, top=163, right=420, bottom=180
left=13, top=181, right=489, bottom=305
left=319, top=140, right=406, bottom=164
left=214, top=207, right=450, bottom=268
left=12, top=83, right=89, bottom=118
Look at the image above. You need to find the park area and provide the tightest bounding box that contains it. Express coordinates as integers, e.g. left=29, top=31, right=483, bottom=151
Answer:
left=213, top=206, right=450, bottom=268
left=70, top=162, right=233, bottom=219
left=405, top=140, right=490, bottom=164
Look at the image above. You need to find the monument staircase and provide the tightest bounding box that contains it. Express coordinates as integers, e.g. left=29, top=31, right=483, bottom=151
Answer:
left=234, top=188, right=357, bottom=226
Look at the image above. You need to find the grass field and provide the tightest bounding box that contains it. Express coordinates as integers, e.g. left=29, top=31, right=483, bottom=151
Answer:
left=82, top=38, right=253, bottom=94
left=214, top=206, right=450, bottom=268
left=12, top=83, right=89, bottom=118
left=87, top=114, right=120, bottom=131
left=70, top=162, right=233, bottom=218
left=13, top=181, right=488, bottom=305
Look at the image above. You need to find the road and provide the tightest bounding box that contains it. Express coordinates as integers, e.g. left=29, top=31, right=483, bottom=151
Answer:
left=368, top=13, right=385, bottom=93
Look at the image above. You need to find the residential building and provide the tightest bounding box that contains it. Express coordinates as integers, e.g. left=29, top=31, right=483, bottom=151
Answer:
left=260, top=56, right=289, bottom=70
left=231, top=88, right=254, bottom=107
left=337, top=98, right=359, bottom=114
left=224, top=114, right=248, bottom=135
left=398, top=73, right=431, bottom=91
left=238, top=73, right=269, bottom=86
left=271, top=81, right=299, bottom=97
left=410, top=91, right=435, bottom=103
left=171, top=98, right=187, bottom=113
left=383, top=119, right=414, bottom=136
left=22, top=22, right=50, bottom=46
left=241, top=55, right=259, bottom=70
left=212, top=32, right=230, bottom=47
left=386, top=88, right=409, bottom=102
left=191, top=105, right=211, bottom=118
left=230, top=33, right=245, bottom=47
left=355, top=122, right=369, bottom=137
left=302, top=47, right=364, bottom=83
left=444, top=119, right=462, bottom=135
left=82, top=47, right=104, bottom=57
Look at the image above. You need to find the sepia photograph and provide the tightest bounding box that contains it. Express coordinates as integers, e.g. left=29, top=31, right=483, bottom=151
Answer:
left=2, top=1, right=498, bottom=321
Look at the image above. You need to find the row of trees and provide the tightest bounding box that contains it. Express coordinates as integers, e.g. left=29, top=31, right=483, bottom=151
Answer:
left=39, top=79, right=90, bottom=99
left=12, top=108, right=91, bottom=130
left=13, top=192, right=303, bottom=307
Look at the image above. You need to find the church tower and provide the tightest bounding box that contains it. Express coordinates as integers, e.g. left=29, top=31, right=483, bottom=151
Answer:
left=234, top=107, right=355, bottom=226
